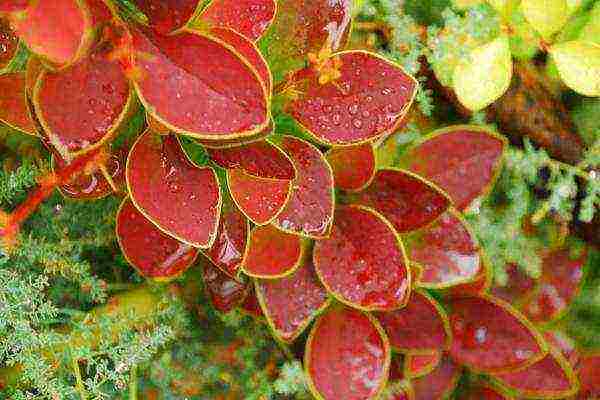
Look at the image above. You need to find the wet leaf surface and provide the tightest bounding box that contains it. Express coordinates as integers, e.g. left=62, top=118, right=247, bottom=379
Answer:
left=202, top=262, right=249, bottom=313
left=242, top=224, right=302, bottom=278
left=200, top=0, right=276, bottom=41
left=326, top=143, right=376, bottom=192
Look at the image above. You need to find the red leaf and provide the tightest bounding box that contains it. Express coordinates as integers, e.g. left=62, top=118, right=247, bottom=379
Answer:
left=202, top=262, right=249, bottom=313
left=412, top=356, right=462, bottom=400
left=116, top=198, right=199, bottom=279
left=464, top=385, right=513, bottom=400
left=255, top=257, right=329, bottom=342
left=399, top=125, right=507, bottom=211
left=195, top=119, right=273, bottom=149
left=543, top=330, right=580, bottom=367
left=0, top=72, right=36, bottom=135
left=492, top=349, right=579, bottom=399
left=133, top=0, right=200, bottom=34
left=9, top=0, right=93, bottom=66
left=448, top=295, right=547, bottom=373
left=34, top=45, right=132, bottom=156
left=374, top=290, right=451, bottom=352
left=208, top=27, right=272, bottom=94
left=405, top=210, right=483, bottom=288
left=575, top=352, right=600, bottom=400
left=131, top=28, right=269, bottom=139
left=126, top=130, right=221, bottom=248
left=447, top=263, right=491, bottom=296
left=272, top=136, right=334, bottom=238
left=313, top=205, right=410, bottom=311
left=289, top=52, right=417, bottom=145
left=326, top=143, right=376, bottom=192
left=227, top=169, right=290, bottom=225
left=204, top=196, right=249, bottom=278
left=305, top=306, right=390, bottom=400
left=0, top=18, right=18, bottom=69
left=242, top=224, right=302, bottom=278
left=355, top=169, right=451, bottom=234
left=490, top=263, right=536, bottom=304
left=239, top=285, right=264, bottom=318
left=0, top=0, right=29, bottom=13
left=208, top=140, right=295, bottom=180
left=404, top=351, right=442, bottom=379
left=200, top=0, right=276, bottom=41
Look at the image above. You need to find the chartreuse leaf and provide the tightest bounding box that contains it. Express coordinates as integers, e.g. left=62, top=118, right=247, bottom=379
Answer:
left=579, top=2, right=600, bottom=44
left=313, top=205, right=411, bottom=311
left=550, top=40, right=600, bottom=97
left=487, top=0, right=509, bottom=13
left=116, top=198, right=199, bottom=280
left=521, top=0, right=568, bottom=39
left=452, top=35, right=512, bottom=111
left=255, top=257, right=329, bottom=343
left=305, top=306, right=391, bottom=400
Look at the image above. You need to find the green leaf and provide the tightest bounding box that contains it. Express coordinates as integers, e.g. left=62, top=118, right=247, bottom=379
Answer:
left=452, top=35, right=513, bottom=111
left=521, top=0, right=568, bottom=39
left=579, top=2, right=600, bottom=45
left=550, top=40, right=600, bottom=96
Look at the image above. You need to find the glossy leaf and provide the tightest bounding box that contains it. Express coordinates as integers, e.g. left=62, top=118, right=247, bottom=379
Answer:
left=313, top=205, right=410, bottom=311
left=404, top=351, right=442, bottom=379
left=130, top=28, right=269, bottom=139
left=202, top=262, right=249, bottom=313
left=9, top=0, right=92, bottom=66
left=195, top=119, right=273, bottom=149
left=259, top=0, right=352, bottom=82
left=398, top=126, right=507, bottom=211
left=411, top=357, right=462, bottom=400
left=405, top=210, right=483, bottom=288
left=447, top=261, right=491, bottom=296
left=200, top=0, right=276, bottom=41
left=0, top=18, right=18, bottom=70
left=255, top=257, right=329, bottom=342
left=133, top=0, right=200, bottom=34
left=326, top=143, right=376, bottom=192
left=453, top=35, right=512, bottom=112
left=448, top=296, right=547, bottom=373
left=126, top=131, right=221, bottom=248
left=0, top=0, right=28, bottom=13
left=0, top=72, right=36, bottom=135
left=543, top=330, right=580, bottom=367
left=204, top=196, right=249, bottom=277
left=242, top=224, right=302, bottom=278
left=208, top=140, right=295, bottom=180
left=550, top=40, right=600, bottom=97
left=272, top=136, right=334, bottom=239
left=355, top=169, right=451, bottom=234
left=521, top=0, right=568, bottom=38
left=492, top=349, right=579, bottom=399
left=239, top=286, right=264, bottom=318
left=116, top=198, right=199, bottom=279
left=305, top=307, right=390, bottom=400
left=34, top=44, right=132, bottom=156
left=374, top=290, right=451, bottom=352
left=227, top=169, right=291, bottom=225
left=289, top=51, right=417, bottom=145
left=575, top=352, right=600, bottom=400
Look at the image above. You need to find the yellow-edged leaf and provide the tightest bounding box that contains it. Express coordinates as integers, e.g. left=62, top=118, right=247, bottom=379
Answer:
left=550, top=40, right=600, bottom=96
left=452, top=35, right=513, bottom=111
left=521, top=0, right=568, bottom=39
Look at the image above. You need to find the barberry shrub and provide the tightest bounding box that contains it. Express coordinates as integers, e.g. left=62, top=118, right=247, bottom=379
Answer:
left=0, top=0, right=598, bottom=399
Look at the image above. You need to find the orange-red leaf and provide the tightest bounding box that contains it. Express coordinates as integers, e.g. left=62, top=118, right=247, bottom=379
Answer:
left=242, top=224, right=302, bottom=278
left=200, top=0, right=276, bottom=41
left=133, top=0, right=200, bottom=34
left=575, top=352, right=600, bottom=400
left=326, top=143, right=376, bottom=192
left=0, top=72, right=36, bottom=135
left=412, top=356, right=462, bottom=400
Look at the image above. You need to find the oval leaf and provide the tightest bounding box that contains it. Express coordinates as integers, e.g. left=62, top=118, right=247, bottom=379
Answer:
left=355, top=168, right=451, bottom=233
left=0, top=72, right=36, bottom=135
left=200, top=0, right=276, bottom=41
left=521, top=0, right=568, bottom=38
left=116, top=197, right=199, bottom=279
left=204, top=195, right=249, bottom=277
left=405, top=210, right=483, bottom=288
left=34, top=44, right=132, bottom=156
left=272, top=136, right=334, bottom=238
left=255, top=257, right=329, bottom=342
left=412, top=357, right=462, bottom=400
left=131, top=28, right=269, bottom=139
left=126, top=130, right=221, bottom=248
left=242, top=224, right=302, bottom=278
left=289, top=51, right=417, bottom=145
left=464, top=384, right=514, bottom=400
left=398, top=125, right=507, bottom=211
left=405, top=351, right=443, bottom=379
left=550, top=40, right=600, bottom=97
left=448, top=295, right=547, bottom=373
left=196, top=119, right=273, bottom=149
left=227, top=169, right=291, bottom=225
left=208, top=140, right=295, bottom=180
left=453, top=35, right=512, bottom=112
left=375, top=290, right=451, bottom=352
left=326, top=143, right=376, bottom=192
left=133, top=0, right=200, bottom=34
left=202, top=262, right=249, bottom=313
left=313, top=205, right=411, bottom=311
left=305, top=306, right=391, bottom=400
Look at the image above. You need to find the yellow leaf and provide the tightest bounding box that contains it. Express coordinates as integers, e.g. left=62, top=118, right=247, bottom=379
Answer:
left=550, top=40, right=600, bottom=96
left=580, top=3, right=600, bottom=45
left=521, top=0, right=568, bottom=39
left=487, top=0, right=508, bottom=13
left=452, top=35, right=513, bottom=111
